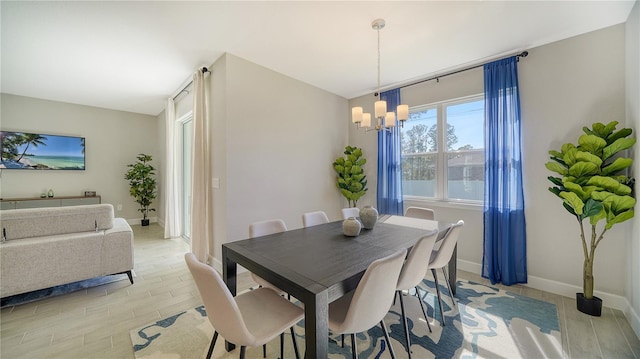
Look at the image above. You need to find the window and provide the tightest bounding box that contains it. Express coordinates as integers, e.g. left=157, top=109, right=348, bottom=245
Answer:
left=401, top=95, right=484, bottom=202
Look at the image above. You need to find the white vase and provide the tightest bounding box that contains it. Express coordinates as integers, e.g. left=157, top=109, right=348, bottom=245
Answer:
left=342, top=217, right=362, bottom=237
left=360, top=205, right=378, bottom=229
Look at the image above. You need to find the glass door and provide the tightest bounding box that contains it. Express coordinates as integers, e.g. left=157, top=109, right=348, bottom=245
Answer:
left=182, top=117, right=193, bottom=241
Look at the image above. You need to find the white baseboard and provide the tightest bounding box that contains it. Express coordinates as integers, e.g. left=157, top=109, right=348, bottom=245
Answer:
left=457, top=259, right=636, bottom=329
left=125, top=216, right=159, bottom=226
left=458, top=259, right=482, bottom=274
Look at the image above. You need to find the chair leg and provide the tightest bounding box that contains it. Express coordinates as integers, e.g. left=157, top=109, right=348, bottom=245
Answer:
left=415, top=286, right=432, bottom=333
left=380, top=320, right=396, bottom=359
left=240, top=346, right=246, bottom=359
left=290, top=327, right=300, bottom=359
left=206, top=331, right=218, bottom=359
left=263, top=344, right=266, bottom=358
left=342, top=333, right=345, bottom=348
left=280, top=332, right=284, bottom=359
left=431, top=268, right=446, bottom=326
left=397, top=291, right=412, bottom=358
left=441, top=267, right=457, bottom=307
left=351, top=333, right=357, bottom=359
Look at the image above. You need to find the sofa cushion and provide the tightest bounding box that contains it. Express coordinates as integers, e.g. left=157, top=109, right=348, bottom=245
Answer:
left=0, top=231, right=104, bottom=297
left=1, top=204, right=114, bottom=240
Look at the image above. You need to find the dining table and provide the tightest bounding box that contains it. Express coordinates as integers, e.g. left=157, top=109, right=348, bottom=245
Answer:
left=222, top=215, right=454, bottom=359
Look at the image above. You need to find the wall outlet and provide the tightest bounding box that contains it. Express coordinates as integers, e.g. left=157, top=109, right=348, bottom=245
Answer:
left=117, top=204, right=122, bottom=211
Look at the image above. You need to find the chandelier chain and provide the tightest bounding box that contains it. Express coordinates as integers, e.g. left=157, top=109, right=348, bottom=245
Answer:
left=377, top=27, right=381, bottom=97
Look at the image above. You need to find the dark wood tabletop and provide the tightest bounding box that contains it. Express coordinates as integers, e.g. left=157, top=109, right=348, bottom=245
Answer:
left=222, top=216, right=451, bottom=359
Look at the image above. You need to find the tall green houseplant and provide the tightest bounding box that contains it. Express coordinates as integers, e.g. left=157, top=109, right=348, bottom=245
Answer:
left=125, top=153, right=157, bottom=226
left=333, top=146, right=368, bottom=207
left=545, top=121, right=635, bottom=315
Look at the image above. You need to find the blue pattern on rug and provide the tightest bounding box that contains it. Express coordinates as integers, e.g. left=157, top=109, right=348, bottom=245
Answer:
left=131, top=279, right=562, bottom=358
left=133, top=311, right=188, bottom=351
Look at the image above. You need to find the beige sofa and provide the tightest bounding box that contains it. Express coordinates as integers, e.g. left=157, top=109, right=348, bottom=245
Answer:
left=0, top=204, right=134, bottom=298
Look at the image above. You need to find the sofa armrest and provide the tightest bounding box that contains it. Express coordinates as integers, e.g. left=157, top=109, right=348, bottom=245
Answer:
left=101, top=218, right=134, bottom=276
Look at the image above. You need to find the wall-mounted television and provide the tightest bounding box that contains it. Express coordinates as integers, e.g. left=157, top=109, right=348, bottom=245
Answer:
left=0, top=131, right=85, bottom=170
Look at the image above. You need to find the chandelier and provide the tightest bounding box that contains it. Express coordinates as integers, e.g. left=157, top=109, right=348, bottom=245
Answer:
left=352, top=19, right=408, bottom=132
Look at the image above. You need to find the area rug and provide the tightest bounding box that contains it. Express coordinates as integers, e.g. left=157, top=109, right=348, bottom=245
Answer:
left=130, top=279, right=562, bottom=358
left=1, top=273, right=130, bottom=308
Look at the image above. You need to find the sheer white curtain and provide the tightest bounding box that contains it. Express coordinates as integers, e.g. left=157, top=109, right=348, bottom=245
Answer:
left=163, top=98, right=181, bottom=238
left=190, top=69, right=212, bottom=262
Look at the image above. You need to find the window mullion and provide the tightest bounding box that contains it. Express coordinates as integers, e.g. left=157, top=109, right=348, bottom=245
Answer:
left=437, top=104, right=446, bottom=200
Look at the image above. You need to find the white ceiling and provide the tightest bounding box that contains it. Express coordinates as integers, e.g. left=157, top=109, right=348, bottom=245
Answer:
left=1, top=1, right=635, bottom=116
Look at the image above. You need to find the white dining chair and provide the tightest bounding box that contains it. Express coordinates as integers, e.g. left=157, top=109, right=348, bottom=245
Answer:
left=404, top=206, right=435, bottom=220
left=302, top=211, right=329, bottom=227
left=341, top=207, right=360, bottom=220
left=395, top=232, right=438, bottom=358
left=185, top=253, right=303, bottom=359
left=428, top=220, right=464, bottom=326
left=328, top=249, right=407, bottom=359
left=249, top=219, right=287, bottom=295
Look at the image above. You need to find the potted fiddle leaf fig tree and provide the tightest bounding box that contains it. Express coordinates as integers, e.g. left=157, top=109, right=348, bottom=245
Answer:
left=333, top=146, right=368, bottom=207
left=545, top=121, right=636, bottom=316
left=125, top=153, right=157, bottom=226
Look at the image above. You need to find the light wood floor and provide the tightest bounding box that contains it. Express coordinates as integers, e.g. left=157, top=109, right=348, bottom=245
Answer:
left=1, top=224, right=639, bottom=358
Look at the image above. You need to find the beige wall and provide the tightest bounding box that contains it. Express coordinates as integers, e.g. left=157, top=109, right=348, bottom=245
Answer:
left=522, top=24, right=627, bottom=298
left=208, top=53, right=349, bottom=265
left=349, top=24, right=633, bottom=311
left=0, top=94, right=160, bottom=222
left=625, top=0, right=640, bottom=336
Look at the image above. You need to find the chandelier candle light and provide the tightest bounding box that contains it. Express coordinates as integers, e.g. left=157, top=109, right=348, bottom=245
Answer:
left=352, top=19, right=408, bottom=132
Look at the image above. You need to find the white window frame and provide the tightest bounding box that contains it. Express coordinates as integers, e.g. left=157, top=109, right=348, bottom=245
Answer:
left=402, top=94, right=484, bottom=205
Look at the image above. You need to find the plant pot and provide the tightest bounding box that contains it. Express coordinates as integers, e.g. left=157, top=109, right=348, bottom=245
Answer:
left=576, top=293, right=602, bottom=316
left=141, top=219, right=150, bottom=226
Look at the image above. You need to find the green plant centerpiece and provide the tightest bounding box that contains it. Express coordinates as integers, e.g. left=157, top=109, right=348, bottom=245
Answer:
left=333, top=146, right=368, bottom=208
left=545, top=121, right=635, bottom=316
left=125, top=153, right=157, bottom=226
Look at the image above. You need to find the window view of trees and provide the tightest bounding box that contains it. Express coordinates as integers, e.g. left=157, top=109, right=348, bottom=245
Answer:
left=400, top=97, right=485, bottom=201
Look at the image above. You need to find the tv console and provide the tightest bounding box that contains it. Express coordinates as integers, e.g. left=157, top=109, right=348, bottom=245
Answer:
left=0, top=195, right=101, bottom=210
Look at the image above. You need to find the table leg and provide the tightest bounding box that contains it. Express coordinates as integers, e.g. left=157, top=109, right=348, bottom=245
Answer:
left=447, top=244, right=457, bottom=295
left=222, top=247, right=237, bottom=352
left=303, top=291, right=328, bottom=359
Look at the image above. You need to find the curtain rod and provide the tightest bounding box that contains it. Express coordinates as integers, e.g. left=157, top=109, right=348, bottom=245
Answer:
left=376, top=51, right=529, bottom=96
left=172, top=67, right=210, bottom=101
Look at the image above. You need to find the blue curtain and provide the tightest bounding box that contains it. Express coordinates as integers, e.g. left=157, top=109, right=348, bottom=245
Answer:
left=482, top=57, right=527, bottom=285
left=377, top=89, right=404, bottom=215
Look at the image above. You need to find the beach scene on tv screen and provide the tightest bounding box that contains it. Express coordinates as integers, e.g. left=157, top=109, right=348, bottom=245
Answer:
left=0, top=131, right=85, bottom=170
